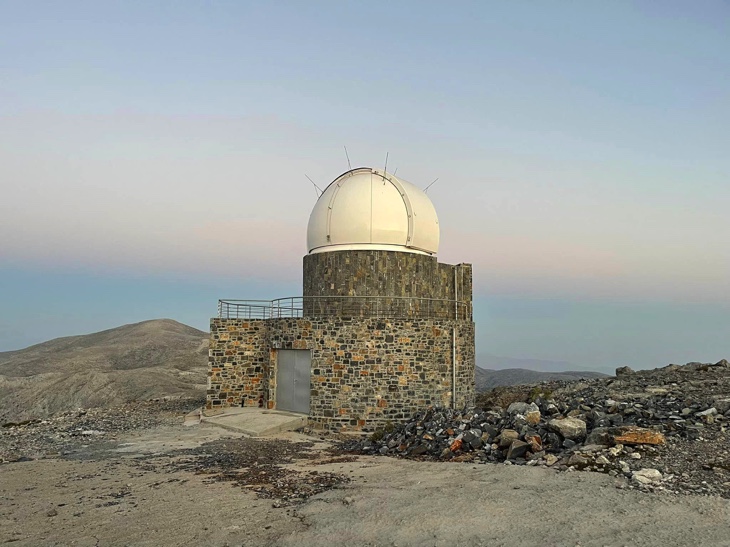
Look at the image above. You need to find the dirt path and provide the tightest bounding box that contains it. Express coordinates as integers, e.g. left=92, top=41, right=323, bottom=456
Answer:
left=2, top=423, right=730, bottom=546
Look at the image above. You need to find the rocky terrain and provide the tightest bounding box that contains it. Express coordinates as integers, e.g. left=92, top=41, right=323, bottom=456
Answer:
left=1, top=321, right=729, bottom=544
left=2, top=360, right=730, bottom=545
left=0, top=396, right=351, bottom=504
left=0, top=398, right=204, bottom=463
left=0, top=319, right=208, bottom=423
left=348, top=359, right=730, bottom=498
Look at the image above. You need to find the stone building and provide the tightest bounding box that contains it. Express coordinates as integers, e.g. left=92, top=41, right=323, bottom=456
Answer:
left=207, top=167, right=475, bottom=430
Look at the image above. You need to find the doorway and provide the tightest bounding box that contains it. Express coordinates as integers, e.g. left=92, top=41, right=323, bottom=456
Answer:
left=276, top=349, right=311, bottom=414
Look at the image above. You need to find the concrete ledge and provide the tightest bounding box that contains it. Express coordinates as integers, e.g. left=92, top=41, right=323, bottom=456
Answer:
left=198, top=407, right=308, bottom=437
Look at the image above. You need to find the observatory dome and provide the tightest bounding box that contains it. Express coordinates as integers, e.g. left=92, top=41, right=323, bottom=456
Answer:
left=307, top=167, right=439, bottom=256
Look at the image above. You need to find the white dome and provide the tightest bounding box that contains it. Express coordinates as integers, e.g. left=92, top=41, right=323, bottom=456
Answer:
left=307, top=167, right=439, bottom=256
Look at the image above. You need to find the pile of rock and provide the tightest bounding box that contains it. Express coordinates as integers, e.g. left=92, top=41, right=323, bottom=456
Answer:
left=345, top=359, right=730, bottom=497
left=347, top=402, right=669, bottom=468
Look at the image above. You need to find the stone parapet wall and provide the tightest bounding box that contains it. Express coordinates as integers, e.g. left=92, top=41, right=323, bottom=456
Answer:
left=207, top=316, right=475, bottom=431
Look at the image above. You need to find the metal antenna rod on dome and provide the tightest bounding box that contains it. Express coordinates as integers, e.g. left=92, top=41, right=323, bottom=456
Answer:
left=424, top=178, right=439, bottom=193
left=383, top=152, right=389, bottom=179
left=305, top=174, right=323, bottom=197
left=344, top=146, right=352, bottom=170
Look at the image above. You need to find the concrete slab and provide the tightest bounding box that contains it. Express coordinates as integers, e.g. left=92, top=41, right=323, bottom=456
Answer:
left=183, top=408, right=201, bottom=426
left=198, top=407, right=308, bottom=437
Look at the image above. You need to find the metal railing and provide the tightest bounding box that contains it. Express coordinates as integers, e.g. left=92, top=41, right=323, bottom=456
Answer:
left=217, top=296, right=471, bottom=320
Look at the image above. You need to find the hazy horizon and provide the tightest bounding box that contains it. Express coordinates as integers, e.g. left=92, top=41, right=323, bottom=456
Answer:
left=1, top=2, right=728, bottom=369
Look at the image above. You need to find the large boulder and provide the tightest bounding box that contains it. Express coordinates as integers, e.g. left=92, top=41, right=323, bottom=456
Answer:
left=506, top=402, right=541, bottom=427
left=548, top=417, right=587, bottom=440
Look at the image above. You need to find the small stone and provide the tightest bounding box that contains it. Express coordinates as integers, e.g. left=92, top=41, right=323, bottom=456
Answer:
left=46, top=508, right=58, bottom=517
left=695, top=408, right=717, bottom=417
left=630, top=452, right=641, bottom=460
left=498, top=429, right=519, bottom=449
left=632, top=468, right=662, bottom=484
left=525, top=410, right=541, bottom=425
left=506, top=402, right=531, bottom=415
left=612, top=426, right=665, bottom=446
left=585, top=427, right=611, bottom=446
left=545, top=403, right=559, bottom=415
left=567, top=454, right=590, bottom=469
left=524, top=433, right=542, bottom=453
left=544, top=454, right=559, bottom=466
left=615, top=366, right=635, bottom=377
left=506, top=440, right=530, bottom=460
left=342, top=496, right=354, bottom=505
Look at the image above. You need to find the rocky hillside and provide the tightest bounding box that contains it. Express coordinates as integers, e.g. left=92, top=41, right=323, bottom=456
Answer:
left=475, top=366, right=607, bottom=391
left=0, top=319, right=208, bottom=423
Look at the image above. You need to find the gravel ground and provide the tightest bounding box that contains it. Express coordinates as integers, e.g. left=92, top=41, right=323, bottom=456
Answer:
left=0, top=398, right=205, bottom=463
left=1, top=398, right=351, bottom=507
left=2, top=368, right=730, bottom=546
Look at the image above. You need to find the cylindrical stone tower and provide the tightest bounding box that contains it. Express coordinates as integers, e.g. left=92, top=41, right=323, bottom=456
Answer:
left=300, top=167, right=475, bottom=428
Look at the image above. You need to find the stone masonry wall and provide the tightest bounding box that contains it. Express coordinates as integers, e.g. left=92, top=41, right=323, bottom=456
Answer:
left=303, top=250, right=472, bottom=319
left=208, top=319, right=268, bottom=409
left=208, top=316, right=475, bottom=431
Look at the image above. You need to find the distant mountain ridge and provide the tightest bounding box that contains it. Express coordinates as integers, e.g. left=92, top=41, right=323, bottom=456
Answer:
left=0, top=319, right=208, bottom=423
left=475, top=366, right=608, bottom=392
left=477, top=352, right=603, bottom=373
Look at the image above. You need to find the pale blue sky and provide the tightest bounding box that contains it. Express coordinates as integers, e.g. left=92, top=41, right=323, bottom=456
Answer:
left=1, top=1, right=728, bottom=371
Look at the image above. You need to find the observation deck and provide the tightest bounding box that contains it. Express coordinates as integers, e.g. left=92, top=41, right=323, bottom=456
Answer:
left=217, top=295, right=472, bottom=321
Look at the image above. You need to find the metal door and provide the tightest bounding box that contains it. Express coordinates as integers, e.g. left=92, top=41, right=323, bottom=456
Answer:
left=276, top=350, right=311, bottom=414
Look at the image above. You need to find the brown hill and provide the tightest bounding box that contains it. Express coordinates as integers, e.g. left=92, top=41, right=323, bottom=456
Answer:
left=0, top=319, right=208, bottom=423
